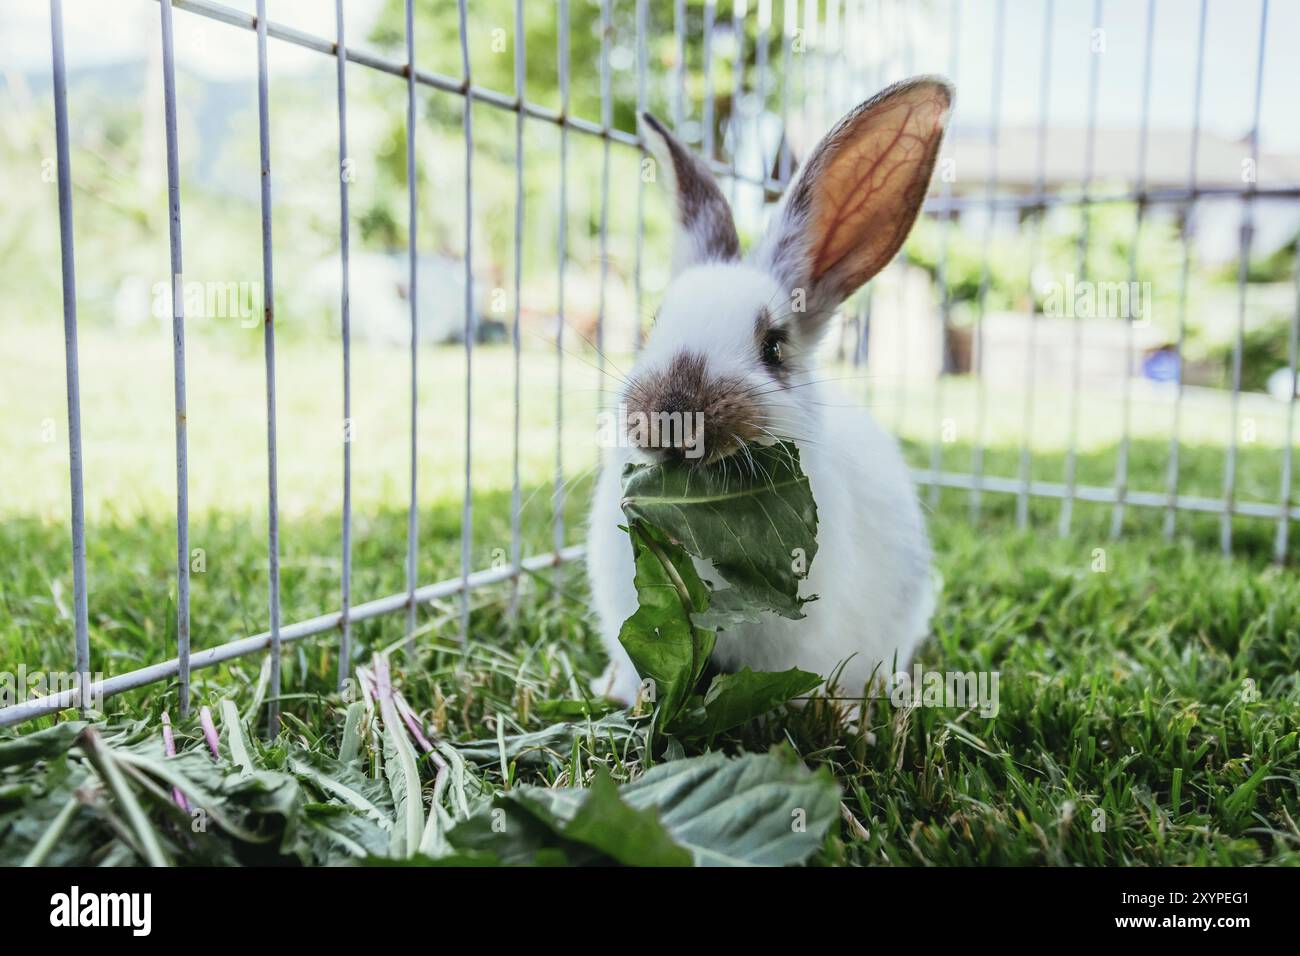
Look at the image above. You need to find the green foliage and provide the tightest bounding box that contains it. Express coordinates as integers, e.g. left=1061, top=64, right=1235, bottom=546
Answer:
left=621, top=441, right=820, bottom=621
left=5, top=430, right=1298, bottom=865
left=614, top=442, right=824, bottom=736
left=675, top=668, right=823, bottom=738
left=904, top=196, right=1191, bottom=325
left=1204, top=317, right=1297, bottom=392
left=616, top=520, right=716, bottom=727
left=0, top=695, right=833, bottom=867
left=449, top=751, right=838, bottom=866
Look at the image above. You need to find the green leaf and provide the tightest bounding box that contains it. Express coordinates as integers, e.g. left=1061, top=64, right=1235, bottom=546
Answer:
left=675, top=668, right=823, bottom=738
left=533, top=698, right=620, bottom=721
left=459, top=750, right=838, bottom=867
left=451, top=713, right=642, bottom=770
left=379, top=696, right=425, bottom=858
left=560, top=768, right=692, bottom=866
left=0, top=721, right=87, bottom=769
left=221, top=769, right=311, bottom=860
left=337, top=700, right=365, bottom=765
left=616, top=521, right=716, bottom=726
left=76, top=727, right=171, bottom=867
left=446, top=798, right=601, bottom=866
left=288, top=754, right=391, bottom=829
left=618, top=750, right=838, bottom=866
left=691, top=585, right=766, bottom=629
left=220, top=699, right=254, bottom=774
left=620, top=441, right=819, bottom=621
left=19, top=788, right=83, bottom=867
left=303, top=803, right=391, bottom=861
left=113, top=749, right=276, bottom=845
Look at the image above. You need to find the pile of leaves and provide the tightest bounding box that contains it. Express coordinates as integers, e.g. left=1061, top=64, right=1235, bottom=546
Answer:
left=0, top=442, right=841, bottom=866
left=0, top=694, right=837, bottom=866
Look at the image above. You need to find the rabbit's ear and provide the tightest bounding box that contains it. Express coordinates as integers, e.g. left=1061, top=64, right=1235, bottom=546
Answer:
left=639, top=112, right=740, bottom=274
left=755, top=76, right=952, bottom=334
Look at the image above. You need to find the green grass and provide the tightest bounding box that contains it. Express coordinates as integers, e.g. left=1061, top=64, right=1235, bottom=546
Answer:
left=2, top=326, right=1298, bottom=865
left=3, top=466, right=1298, bottom=864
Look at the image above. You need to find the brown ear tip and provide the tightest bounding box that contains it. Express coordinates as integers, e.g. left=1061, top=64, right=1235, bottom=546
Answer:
left=910, top=74, right=955, bottom=109
left=639, top=111, right=668, bottom=139
left=907, top=75, right=955, bottom=132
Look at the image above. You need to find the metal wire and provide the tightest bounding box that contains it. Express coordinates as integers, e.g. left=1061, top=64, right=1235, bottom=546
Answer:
left=727, top=0, right=746, bottom=209
left=254, top=0, right=283, bottom=738
left=335, top=0, right=353, bottom=691
left=47, top=0, right=90, bottom=713
left=1014, top=0, right=1055, bottom=530
left=403, top=0, right=419, bottom=651
left=633, top=0, right=648, bottom=352
left=1221, top=0, right=1271, bottom=556
left=966, top=0, right=1006, bottom=522
left=158, top=0, right=192, bottom=719
left=1109, top=0, right=1157, bottom=539
left=458, top=0, right=474, bottom=643
left=674, top=0, right=687, bottom=130
left=0, top=547, right=586, bottom=729
left=1278, top=251, right=1300, bottom=562
left=703, top=1, right=716, bottom=162
left=508, top=0, right=526, bottom=619
left=1163, top=0, right=1208, bottom=540
left=597, top=0, right=612, bottom=396
left=1058, top=0, right=1103, bottom=539
left=554, top=0, right=570, bottom=576
left=926, top=0, right=961, bottom=512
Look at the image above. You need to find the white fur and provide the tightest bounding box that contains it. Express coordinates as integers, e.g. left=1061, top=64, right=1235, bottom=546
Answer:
left=586, top=263, right=935, bottom=704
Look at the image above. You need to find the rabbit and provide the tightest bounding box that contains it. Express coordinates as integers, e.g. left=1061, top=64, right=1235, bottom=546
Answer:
left=586, top=77, right=954, bottom=706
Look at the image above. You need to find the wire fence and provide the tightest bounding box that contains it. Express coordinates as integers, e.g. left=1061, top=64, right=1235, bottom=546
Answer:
left=3, top=0, right=1297, bottom=730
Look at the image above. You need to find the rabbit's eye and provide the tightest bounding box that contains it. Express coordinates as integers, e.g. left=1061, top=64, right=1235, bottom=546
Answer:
left=761, top=329, right=786, bottom=368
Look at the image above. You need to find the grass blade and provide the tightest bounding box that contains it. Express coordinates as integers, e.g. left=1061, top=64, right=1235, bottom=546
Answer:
left=374, top=656, right=424, bottom=856
left=339, top=699, right=365, bottom=765
left=220, top=699, right=255, bottom=774
left=21, top=791, right=83, bottom=867
left=77, top=727, right=171, bottom=867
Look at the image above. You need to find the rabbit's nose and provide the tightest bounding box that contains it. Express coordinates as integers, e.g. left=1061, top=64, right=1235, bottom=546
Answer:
left=623, top=408, right=706, bottom=458
left=622, top=349, right=757, bottom=463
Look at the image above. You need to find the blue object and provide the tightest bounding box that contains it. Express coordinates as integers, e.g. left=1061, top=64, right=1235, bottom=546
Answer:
left=1143, top=348, right=1181, bottom=383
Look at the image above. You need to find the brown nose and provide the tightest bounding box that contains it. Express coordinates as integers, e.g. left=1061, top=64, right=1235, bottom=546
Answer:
left=623, top=351, right=759, bottom=462
left=624, top=407, right=704, bottom=460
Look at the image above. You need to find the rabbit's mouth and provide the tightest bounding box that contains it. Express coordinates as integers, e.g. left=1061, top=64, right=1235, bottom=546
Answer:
left=621, top=351, right=764, bottom=466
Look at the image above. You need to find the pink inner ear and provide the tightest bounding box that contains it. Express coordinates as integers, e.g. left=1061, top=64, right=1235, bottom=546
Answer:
left=809, top=86, right=950, bottom=291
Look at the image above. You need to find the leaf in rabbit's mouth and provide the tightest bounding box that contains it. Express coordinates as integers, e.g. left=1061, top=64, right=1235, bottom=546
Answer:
left=612, top=440, right=821, bottom=731
left=620, top=439, right=819, bottom=621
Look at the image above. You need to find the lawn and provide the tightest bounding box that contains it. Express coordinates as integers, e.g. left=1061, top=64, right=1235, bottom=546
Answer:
left=1, top=325, right=1298, bottom=865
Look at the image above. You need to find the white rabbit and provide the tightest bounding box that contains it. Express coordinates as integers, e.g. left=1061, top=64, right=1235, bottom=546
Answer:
left=587, top=77, right=954, bottom=705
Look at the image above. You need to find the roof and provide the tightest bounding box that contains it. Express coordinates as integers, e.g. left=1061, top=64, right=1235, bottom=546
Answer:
left=942, top=125, right=1300, bottom=192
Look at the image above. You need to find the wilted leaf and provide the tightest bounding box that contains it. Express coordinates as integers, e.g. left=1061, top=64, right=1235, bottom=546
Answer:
left=0, top=721, right=87, bottom=769
left=380, top=699, right=424, bottom=858
left=451, top=713, right=643, bottom=770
